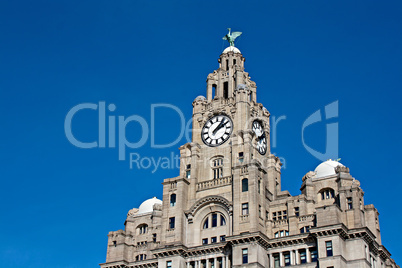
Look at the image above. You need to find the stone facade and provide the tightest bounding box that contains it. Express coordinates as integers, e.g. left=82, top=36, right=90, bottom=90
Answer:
left=100, top=45, right=399, bottom=268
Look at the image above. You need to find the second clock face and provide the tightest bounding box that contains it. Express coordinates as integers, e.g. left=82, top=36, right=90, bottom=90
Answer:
left=253, top=120, right=267, bottom=155
left=202, top=115, right=233, bottom=147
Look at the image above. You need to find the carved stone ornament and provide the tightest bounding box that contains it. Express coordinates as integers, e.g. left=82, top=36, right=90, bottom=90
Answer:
left=153, top=203, right=162, bottom=211
left=127, top=208, right=139, bottom=217
left=302, top=171, right=317, bottom=182
left=335, top=165, right=350, bottom=174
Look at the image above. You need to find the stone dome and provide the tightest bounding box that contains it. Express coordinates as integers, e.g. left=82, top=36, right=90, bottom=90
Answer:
left=223, top=46, right=241, bottom=54
left=314, top=160, right=344, bottom=178
left=194, top=95, right=206, bottom=102
left=137, top=197, right=162, bottom=215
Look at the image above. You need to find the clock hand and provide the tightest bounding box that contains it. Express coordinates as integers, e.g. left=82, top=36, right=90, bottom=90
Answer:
left=213, top=120, right=225, bottom=135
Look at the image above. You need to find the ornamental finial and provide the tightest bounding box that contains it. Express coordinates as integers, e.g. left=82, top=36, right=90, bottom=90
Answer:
left=222, top=28, right=242, bottom=47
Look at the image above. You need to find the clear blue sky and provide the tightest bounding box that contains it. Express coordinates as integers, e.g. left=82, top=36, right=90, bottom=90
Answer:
left=0, top=1, right=401, bottom=267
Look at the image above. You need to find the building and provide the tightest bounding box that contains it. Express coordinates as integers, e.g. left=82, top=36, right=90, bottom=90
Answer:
left=100, top=35, right=399, bottom=268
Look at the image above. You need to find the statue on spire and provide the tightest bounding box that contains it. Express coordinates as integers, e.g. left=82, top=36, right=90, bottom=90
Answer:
left=222, top=28, right=242, bottom=47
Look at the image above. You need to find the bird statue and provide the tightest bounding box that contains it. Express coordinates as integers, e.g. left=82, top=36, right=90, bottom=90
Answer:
left=223, top=28, right=242, bottom=47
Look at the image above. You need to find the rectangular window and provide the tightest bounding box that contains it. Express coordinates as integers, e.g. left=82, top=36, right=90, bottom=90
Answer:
left=211, top=237, right=217, bottom=243
left=272, top=212, right=277, bottom=221
left=223, top=82, right=229, bottom=98
left=242, top=178, right=248, bottom=192
left=242, top=248, right=248, bottom=264
left=186, top=164, right=191, bottom=178
left=347, top=197, right=353, bottom=209
left=170, top=194, right=176, bottom=207
left=259, top=205, right=262, bottom=217
left=310, top=247, right=318, bottom=262
left=167, top=261, right=172, bottom=268
left=169, top=217, right=175, bottom=229
left=300, top=249, right=306, bottom=264
left=239, top=152, right=244, bottom=163
left=295, top=207, right=299, bottom=217
left=220, top=235, right=226, bottom=242
left=202, top=238, right=208, bottom=245
left=326, top=241, right=333, bottom=257
left=284, top=252, right=290, bottom=266
left=266, top=210, right=269, bottom=220
left=274, top=254, right=280, bottom=268
left=214, top=167, right=223, bottom=179
left=212, top=213, right=218, bottom=227
left=152, top=233, right=157, bottom=242
left=210, top=259, right=215, bottom=268
left=218, top=258, right=223, bottom=268
left=242, top=203, right=249, bottom=215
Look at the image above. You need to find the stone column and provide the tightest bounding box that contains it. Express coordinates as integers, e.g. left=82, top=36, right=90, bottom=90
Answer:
left=214, top=257, right=217, bottom=268
left=290, top=251, right=295, bottom=265
left=280, top=252, right=284, bottom=267
left=307, top=248, right=311, bottom=263
left=269, top=253, right=274, bottom=268
left=225, top=255, right=229, bottom=268
left=206, top=259, right=210, bottom=268
left=222, top=256, right=226, bottom=268
left=187, top=261, right=190, bottom=268
left=295, top=250, right=299, bottom=265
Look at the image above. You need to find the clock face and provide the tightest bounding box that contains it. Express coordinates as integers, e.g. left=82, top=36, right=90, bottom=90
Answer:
left=252, top=120, right=267, bottom=155
left=202, top=115, right=233, bottom=147
left=257, top=134, right=267, bottom=155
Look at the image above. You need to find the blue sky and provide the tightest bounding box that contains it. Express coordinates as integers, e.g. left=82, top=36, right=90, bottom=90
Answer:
left=0, top=1, right=401, bottom=267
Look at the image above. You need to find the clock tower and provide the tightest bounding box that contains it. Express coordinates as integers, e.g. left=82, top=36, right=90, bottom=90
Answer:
left=101, top=31, right=399, bottom=268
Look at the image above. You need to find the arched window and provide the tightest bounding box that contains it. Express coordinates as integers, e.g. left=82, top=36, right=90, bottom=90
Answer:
left=242, top=178, right=248, bottom=192
left=136, top=254, right=147, bottom=261
left=170, top=194, right=176, bottom=207
left=274, top=230, right=289, bottom=238
left=137, top=224, right=148, bottom=234
left=212, top=157, right=224, bottom=179
left=202, top=212, right=227, bottom=229
left=220, top=215, right=226, bottom=226
left=300, top=226, right=310, bottom=233
left=212, top=213, right=218, bottom=227
left=320, top=188, right=335, bottom=200
left=203, top=218, right=209, bottom=229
